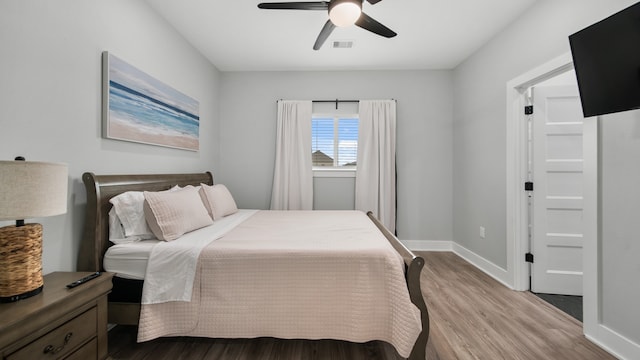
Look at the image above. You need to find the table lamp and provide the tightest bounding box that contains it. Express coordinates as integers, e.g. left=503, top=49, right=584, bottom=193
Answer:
left=0, top=157, right=68, bottom=302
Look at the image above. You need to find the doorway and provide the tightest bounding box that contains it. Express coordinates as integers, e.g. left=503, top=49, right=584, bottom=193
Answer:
left=506, top=53, right=598, bottom=331
left=527, top=73, right=584, bottom=321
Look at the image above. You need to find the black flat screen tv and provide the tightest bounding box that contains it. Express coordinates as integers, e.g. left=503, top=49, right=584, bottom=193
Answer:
left=569, top=2, right=640, bottom=117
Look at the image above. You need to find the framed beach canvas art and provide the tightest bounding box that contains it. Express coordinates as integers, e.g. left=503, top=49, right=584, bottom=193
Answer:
left=102, top=52, right=200, bottom=151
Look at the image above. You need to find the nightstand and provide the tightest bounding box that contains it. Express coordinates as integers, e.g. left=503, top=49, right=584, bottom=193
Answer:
left=0, top=272, right=113, bottom=360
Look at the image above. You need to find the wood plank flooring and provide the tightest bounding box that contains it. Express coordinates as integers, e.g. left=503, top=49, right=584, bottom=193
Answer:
left=421, top=252, right=613, bottom=360
left=107, top=251, right=614, bottom=360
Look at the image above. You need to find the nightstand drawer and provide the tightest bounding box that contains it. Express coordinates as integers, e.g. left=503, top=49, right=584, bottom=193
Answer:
left=7, top=307, right=97, bottom=360
left=64, top=338, right=97, bottom=360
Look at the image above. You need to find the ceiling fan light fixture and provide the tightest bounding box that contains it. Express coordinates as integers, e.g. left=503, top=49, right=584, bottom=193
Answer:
left=328, top=0, right=362, bottom=27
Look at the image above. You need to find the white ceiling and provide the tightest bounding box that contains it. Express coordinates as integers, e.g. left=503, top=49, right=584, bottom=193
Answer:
left=145, top=0, right=538, bottom=71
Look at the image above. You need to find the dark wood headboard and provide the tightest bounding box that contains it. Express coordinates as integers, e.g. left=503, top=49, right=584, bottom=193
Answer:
left=77, top=172, right=214, bottom=272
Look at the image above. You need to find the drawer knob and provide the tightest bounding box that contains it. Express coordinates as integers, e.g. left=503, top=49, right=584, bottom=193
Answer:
left=43, top=332, right=73, bottom=355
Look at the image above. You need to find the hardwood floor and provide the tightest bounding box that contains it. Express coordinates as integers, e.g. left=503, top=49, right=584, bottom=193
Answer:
left=108, top=251, right=614, bottom=360
left=421, top=252, right=613, bottom=360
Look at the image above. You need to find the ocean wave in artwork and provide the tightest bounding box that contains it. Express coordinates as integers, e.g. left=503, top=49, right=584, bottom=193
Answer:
left=108, top=81, right=199, bottom=150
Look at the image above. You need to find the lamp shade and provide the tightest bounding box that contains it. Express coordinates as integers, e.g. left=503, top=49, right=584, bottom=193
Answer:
left=0, top=161, right=68, bottom=221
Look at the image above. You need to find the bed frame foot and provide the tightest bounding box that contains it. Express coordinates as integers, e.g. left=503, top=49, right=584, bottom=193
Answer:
left=366, top=212, right=430, bottom=360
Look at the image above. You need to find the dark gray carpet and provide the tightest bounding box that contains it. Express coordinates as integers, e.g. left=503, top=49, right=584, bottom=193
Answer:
left=532, top=293, right=583, bottom=322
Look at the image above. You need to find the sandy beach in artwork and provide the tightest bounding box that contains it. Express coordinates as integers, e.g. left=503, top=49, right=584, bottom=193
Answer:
left=109, top=120, right=199, bottom=151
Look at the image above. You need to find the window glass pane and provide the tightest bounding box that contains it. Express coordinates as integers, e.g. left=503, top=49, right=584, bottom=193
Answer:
left=337, top=118, right=358, bottom=167
left=312, top=116, right=358, bottom=168
left=312, top=117, right=334, bottom=166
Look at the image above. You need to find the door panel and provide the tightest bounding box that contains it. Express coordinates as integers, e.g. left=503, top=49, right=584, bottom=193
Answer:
left=547, top=135, right=582, bottom=159
left=531, top=85, right=584, bottom=296
left=547, top=172, right=582, bottom=196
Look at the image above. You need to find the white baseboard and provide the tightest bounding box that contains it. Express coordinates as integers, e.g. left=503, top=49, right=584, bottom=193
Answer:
left=586, top=324, right=640, bottom=360
left=400, top=240, right=511, bottom=289
left=401, top=240, right=452, bottom=251
left=450, top=243, right=512, bottom=289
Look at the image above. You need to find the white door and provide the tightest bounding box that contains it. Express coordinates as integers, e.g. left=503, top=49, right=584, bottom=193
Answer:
left=531, top=85, right=584, bottom=296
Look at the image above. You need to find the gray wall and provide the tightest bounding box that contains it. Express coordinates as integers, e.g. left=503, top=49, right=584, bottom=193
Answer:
left=313, top=177, right=355, bottom=210
left=218, top=71, right=453, bottom=241
left=601, top=110, right=640, bottom=344
left=452, top=0, right=637, bottom=268
left=452, top=0, right=639, bottom=349
left=0, top=0, right=221, bottom=273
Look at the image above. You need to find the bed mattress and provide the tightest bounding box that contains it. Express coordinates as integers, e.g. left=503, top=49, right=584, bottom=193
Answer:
left=104, top=240, right=159, bottom=280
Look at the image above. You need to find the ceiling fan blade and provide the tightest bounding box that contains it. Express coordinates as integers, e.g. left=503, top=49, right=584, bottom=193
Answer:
left=313, top=20, right=336, bottom=50
left=366, top=0, right=383, bottom=4
left=355, top=12, right=397, bottom=38
left=257, top=2, right=328, bottom=10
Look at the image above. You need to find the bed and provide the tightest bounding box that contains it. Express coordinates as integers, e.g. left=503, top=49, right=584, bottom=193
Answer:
left=78, top=172, right=429, bottom=359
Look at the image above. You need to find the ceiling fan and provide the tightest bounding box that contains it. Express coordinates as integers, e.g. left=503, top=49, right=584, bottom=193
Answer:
left=257, top=0, right=397, bottom=50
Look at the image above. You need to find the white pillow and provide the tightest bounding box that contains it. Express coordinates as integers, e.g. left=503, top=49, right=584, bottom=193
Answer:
left=108, top=186, right=180, bottom=242
left=109, top=191, right=153, bottom=238
left=108, top=208, right=156, bottom=244
left=144, top=187, right=214, bottom=241
left=199, top=183, right=238, bottom=220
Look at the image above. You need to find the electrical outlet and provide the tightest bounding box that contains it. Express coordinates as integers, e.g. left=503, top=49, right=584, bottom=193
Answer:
left=479, top=226, right=486, bottom=239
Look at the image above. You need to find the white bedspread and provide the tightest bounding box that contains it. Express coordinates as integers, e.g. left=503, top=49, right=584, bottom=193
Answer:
left=141, top=209, right=258, bottom=304
left=137, top=210, right=422, bottom=357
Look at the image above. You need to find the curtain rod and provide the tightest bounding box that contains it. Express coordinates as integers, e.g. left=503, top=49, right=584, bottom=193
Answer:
left=311, top=99, right=396, bottom=102
left=277, top=99, right=396, bottom=109
left=313, top=99, right=358, bottom=109
left=312, top=99, right=359, bottom=103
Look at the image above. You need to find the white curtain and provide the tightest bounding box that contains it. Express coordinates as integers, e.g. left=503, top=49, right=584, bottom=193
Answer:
left=355, top=100, right=397, bottom=232
left=270, top=100, right=313, bottom=210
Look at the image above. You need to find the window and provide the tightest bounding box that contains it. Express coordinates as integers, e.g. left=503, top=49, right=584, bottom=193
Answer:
left=312, top=115, right=358, bottom=168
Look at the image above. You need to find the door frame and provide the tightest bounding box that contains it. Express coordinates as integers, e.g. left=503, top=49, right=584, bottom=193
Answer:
left=505, top=52, right=598, bottom=332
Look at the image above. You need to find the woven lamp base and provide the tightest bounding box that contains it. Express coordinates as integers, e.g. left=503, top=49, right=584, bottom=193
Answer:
left=0, top=223, right=44, bottom=302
